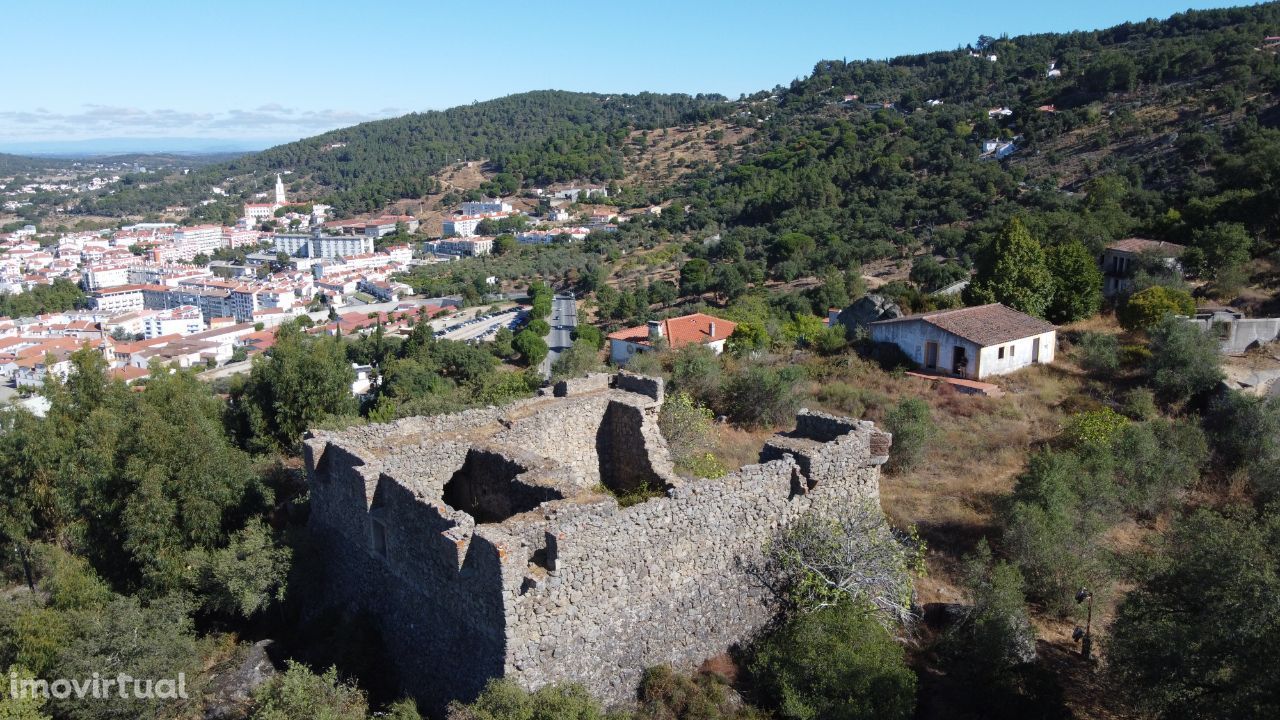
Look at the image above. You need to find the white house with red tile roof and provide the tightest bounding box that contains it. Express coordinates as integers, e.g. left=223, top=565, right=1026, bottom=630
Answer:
left=607, top=313, right=737, bottom=364
left=869, top=303, right=1055, bottom=379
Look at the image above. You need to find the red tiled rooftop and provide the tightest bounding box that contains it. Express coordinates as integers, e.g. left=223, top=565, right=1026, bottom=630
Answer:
left=607, top=313, right=736, bottom=349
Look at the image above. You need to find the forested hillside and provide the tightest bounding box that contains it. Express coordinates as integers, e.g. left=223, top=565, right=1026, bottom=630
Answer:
left=78, top=91, right=729, bottom=218
left=670, top=3, right=1280, bottom=292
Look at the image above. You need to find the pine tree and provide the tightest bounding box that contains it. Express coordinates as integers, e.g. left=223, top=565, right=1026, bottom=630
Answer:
left=965, top=219, right=1055, bottom=318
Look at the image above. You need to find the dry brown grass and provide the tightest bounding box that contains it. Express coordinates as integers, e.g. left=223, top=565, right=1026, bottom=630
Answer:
left=622, top=121, right=754, bottom=189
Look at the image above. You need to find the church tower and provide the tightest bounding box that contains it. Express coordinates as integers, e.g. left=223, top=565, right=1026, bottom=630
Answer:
left=274, top=174, right=286, bottom=207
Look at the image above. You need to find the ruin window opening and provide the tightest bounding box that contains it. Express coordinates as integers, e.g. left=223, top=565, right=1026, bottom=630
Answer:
left=441, top=449, right=563, bottom=524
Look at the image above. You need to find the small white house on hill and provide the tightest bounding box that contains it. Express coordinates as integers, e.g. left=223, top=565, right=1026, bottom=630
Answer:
left=869, top=303, right=1055, bottom=379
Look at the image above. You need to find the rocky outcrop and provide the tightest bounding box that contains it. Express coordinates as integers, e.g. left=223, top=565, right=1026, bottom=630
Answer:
left=835, top=294, right=904, bottom=332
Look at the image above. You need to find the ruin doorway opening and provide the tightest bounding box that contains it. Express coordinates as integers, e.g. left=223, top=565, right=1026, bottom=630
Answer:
left=594, top=401, right=669, bottom=502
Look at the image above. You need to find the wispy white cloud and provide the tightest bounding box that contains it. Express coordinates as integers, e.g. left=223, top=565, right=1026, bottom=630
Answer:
left=0, top=104, right=406, bottom=140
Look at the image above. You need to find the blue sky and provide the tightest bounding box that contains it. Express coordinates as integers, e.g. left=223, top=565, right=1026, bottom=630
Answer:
left=1, top=0, right=1243, bottom=147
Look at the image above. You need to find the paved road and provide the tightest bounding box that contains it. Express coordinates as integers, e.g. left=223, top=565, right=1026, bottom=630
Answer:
left=540, top=293, right=578, bottom=378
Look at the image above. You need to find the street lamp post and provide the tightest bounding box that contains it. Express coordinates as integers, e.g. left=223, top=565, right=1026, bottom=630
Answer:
left=1073, top=587, right=1094, bottom=660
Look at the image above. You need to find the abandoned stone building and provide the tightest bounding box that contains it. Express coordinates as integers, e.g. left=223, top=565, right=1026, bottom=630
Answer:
left=302, top=372, right=892, bottom=710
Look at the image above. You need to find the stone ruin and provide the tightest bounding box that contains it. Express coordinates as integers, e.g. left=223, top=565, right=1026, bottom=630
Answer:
left=302, top=372, right=892, bottom=711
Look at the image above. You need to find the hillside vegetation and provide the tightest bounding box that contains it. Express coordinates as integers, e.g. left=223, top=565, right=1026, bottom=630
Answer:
left=8, top=5, right=1280, bottom=720
left=78, top=91, right=729, bottom=219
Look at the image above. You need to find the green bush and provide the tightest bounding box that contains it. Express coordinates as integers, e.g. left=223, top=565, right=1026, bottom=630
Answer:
left=1118, top=344, right=1152, bottom=367
left=670, top=344, right=722, bottom=403
left=1108, top=508, right=1280, bottom=720
left=1206, top=391, right=1280, bottom=499
left=513, top=330, right=549, bottom=368
left=943, top=540, right=1036, bottom=688
left=1001, top=449, right=1117, bottom=615
left=1060, top=408, right=1129, bottom=449
left=1120, top=387, right=1158, bottom=420
left=1117, top=286, right=1195, bottom=331
left=1112, top=420, right=1207, bottom=517
left=572, top=323, right=605, bottom=350
left=882, top=398, right=936, bottom=474
left=721, top=365, right=803, bottom=429
left=252, top=662, right=367, bottom=720
left=1074, top=332, right=1118, bottom=374
left=750, top=603, right=917, bottom=720
left=447, top=678, right=606, bottom=720
left=1145, top=316, right=1223, bottom=405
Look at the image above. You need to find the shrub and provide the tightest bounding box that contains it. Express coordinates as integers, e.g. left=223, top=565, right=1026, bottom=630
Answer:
left=750, top=603, right=917, bottom=720
left=512, top=330, right=549, bottom=368
left=1074, top=332, right=1118, bottom=374
left=551, top=340, right=604, bottom=381
left=762, top=504, right=923, bottom=620
left=1145, top=316, right=1223, bottom=405
left=660, top=392, right=726, bottom=478
left=1120, top=387, right=1158, bottom=420
left=1205, top=391, right=1280, bottom=499
left=1118, top=344, right=1152, bottom=367
left=635, top=665, right=764, bottom=719
left=446, top=679, right=605, bottom=720
left=1112, top=420, right=1207, bottom=517
left=944, top=540, right=1037, bottom=688
left=882, top=398, right=936, bottom=474
left=670, top=344, right=722, bottom=403
left=1060, top=408, right=1129, bottom=449
left=1001, top=449, right=1117, bottom=615
left=1108, top=508, right=1280, bottom=720
left=252, top=662, right=367, bottom=720
left=525, top=319, right=551, bottom=337
left=571, top=323, right=605, bottom=350
left=721, top=365, right=803, bottom=429
left=1117, top=286, right=1195, bottom=331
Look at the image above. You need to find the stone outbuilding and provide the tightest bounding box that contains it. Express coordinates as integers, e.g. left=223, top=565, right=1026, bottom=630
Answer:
left=869, top=303, right=1056, bottom=379
left=1100, top=238, right=1185, bottom=297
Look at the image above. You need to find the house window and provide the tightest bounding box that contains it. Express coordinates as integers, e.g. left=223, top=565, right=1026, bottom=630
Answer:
left=1009, top=345, right=1015, bottom=357
left=998, top=347, right=1005, bottom=359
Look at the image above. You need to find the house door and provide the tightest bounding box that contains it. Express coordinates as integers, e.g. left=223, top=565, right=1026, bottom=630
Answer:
left=1032, top=337, right=1041, bottom=363
left=925, top=342, right=938, bottom=369
left=952, top=346, right=968, bottom=377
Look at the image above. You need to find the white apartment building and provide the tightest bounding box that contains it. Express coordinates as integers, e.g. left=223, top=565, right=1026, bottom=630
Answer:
left=274, top=233, right=375, bottom=259
left=171, top=225, right=225, bottom=261
left=82, top=264, right=132, bottom=290
left=460, top=200, right=512, bottom=215
left=426, top=238, right=493, bottom=257
left=143, top=305, right=205, bottom=339
left=442, top=216, right=483, bottom=237
left=89, top=286, right=147, bottom=314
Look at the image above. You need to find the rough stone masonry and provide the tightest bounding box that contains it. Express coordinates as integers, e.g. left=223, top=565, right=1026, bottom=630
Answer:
left=302, top=372, right=892, bottom=711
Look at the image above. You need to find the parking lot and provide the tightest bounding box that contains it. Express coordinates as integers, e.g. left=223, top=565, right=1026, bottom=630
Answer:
left=436, top=309, right=524, bottom=343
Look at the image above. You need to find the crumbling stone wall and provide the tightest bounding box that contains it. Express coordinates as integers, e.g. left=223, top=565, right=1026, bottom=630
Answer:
left=303, top=375, right=890, bottom=712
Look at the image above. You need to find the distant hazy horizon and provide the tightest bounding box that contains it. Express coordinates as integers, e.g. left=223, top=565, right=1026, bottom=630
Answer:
left=0, top=136, right=294, bottom=157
